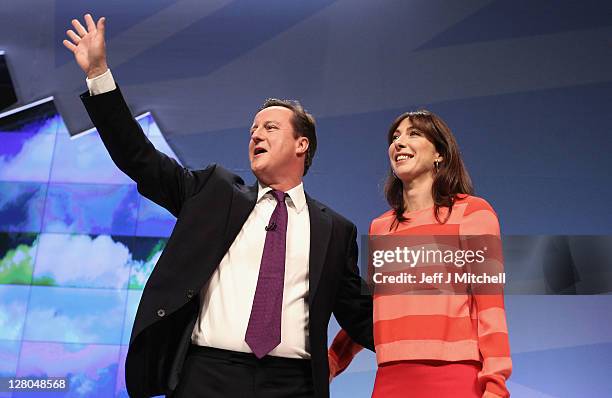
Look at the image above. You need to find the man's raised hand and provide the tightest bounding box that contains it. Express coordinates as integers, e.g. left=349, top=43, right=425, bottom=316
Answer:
left=62, top=14, right=108, bottom=79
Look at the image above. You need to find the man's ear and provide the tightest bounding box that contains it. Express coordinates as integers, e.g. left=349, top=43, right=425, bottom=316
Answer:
left=296, top=136, right=309, bottom=156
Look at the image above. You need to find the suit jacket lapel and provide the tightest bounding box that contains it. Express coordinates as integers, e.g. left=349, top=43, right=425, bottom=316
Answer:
left=223, top=181, right=258, bottom=250
left=306, top=194, right=332, bottom=305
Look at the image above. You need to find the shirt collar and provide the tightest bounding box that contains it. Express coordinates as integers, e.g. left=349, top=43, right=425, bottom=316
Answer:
left=257, top=181, right=307, bottom=214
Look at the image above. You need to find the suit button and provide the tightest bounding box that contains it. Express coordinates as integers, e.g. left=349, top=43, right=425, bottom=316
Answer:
left=157, top=309, right=166, bottom=317
left=186, top=289, right=195, bottom=299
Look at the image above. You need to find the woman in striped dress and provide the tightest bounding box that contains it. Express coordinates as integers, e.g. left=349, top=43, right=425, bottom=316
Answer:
left=329, top=110, right=511, bottom=398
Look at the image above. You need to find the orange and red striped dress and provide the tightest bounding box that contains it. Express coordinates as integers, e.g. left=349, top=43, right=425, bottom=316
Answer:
left=329, top=194, right=512, bottom=398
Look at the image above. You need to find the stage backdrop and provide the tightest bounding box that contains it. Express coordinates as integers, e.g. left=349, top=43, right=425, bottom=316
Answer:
left=1, top=1, right=612, bottom=397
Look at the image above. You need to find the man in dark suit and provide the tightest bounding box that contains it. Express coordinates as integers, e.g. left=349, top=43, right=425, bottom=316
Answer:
left=63, top=14, right=373, bottom=398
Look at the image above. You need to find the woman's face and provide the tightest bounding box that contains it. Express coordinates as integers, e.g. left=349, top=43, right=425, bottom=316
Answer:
left=389, top=117, right=441, bottom=183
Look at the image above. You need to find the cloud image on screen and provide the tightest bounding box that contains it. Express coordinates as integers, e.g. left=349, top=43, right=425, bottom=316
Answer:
left=48, top=111, right=178, bottom=238
left=0, top=339, right=19, bottom=398
left=0, top=232, right=37, bottom=285
left=49, top=129, right=135, bottom=185
left=0, top=339, right=20, bottom=377
left=23, top=286, right=126, bottom=345
left=128, top=237, right=167, bottom=290
left=114, top=345, right=129, bottom=397
left=0, top=284, right=29, bottom=340
left=122, top=289, right=143, bottom=345
left=17, top=341, right=119, bottom=398
left=0, top=98, right=59, bottom=136
left=32, top=234, right=133, bottom=289
left=137, top=112, right=153, bottom=136
left=0, top=181, right=46, bottom=233
left=0, top=96, right=179, bottom=396
left=135, top=197, right=175, bottom=237
left=145, top=119, right=162, bottom=137
left=42, top=183, right=139, bottom=236
left=0, top=98, right=61, bottom=183
left=0, top=131, right=56, bottom=183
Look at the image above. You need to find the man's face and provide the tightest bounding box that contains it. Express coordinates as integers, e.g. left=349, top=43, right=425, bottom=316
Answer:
left=249, top=106, right=303, bottom=182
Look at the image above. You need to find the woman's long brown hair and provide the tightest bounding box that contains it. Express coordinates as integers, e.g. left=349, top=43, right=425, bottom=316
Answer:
left=384, top=110, right=473, bottom=229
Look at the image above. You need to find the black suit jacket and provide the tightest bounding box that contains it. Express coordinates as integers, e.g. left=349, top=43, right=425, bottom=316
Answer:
left=81, top=87, right=373, bottom=398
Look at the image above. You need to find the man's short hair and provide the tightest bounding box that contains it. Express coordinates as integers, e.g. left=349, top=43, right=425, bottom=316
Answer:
left=260, top=98, right=317, bottom=176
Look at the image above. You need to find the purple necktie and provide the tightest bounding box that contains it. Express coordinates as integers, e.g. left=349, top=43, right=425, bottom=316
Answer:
left=245, top=190, right=288, bottom=358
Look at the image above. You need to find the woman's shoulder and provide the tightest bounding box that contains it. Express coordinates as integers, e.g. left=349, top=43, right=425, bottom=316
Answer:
left=374, top=209, right=396, bottom=220
left=455, top=194, right=497, bottom=215
left=369, top=209, right=397, bottom=234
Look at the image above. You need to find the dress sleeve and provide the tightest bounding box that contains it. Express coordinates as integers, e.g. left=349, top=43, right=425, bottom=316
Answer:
left=328, top=328, right=364, bottom=380
left=460, top=198, right=512, bottom=398
left=328, top=219, right=380, bottom=381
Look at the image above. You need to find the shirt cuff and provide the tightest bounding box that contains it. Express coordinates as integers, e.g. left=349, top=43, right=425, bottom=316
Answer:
left=86, top=69, right=117, bottom=96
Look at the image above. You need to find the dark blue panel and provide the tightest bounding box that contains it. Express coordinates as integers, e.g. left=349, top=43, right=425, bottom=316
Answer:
left=54, top=0, right=179, bottom=67
left=512, top=343, right=612, bottom=397
left=0, top=100, right=58, bottom=134
left=174, top=81, right=612, bottom=235
left=113, top=0, right=336, bottom=84
left=0, top=53, right=17, bottom=111
left=418, top=0, right=612, bottom=51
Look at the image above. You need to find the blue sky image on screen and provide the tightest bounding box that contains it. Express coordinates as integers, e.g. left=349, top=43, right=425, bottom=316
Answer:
left=23, top=286, right=126, bottom=345
left=0, top=285, right=29, bottom=341
left=49, top=130, right=134, bottom=185
left=0, top=182, right=47, bottom=234
left=0, top=98, right=179, bottom=396
left=0, top=98, right=59, bottom=183
left=0, top=339, right=20, bottom=377
left=42, top=183, right=139, bottom=236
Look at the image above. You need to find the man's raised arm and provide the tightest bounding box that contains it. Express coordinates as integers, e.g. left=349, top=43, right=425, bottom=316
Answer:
left=63, top=14, right=214, bottom=217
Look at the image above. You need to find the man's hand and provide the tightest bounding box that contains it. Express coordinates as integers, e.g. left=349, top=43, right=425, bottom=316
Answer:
left=62, top=13, right=108, bottom=79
